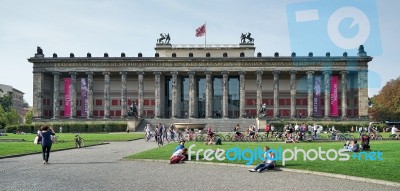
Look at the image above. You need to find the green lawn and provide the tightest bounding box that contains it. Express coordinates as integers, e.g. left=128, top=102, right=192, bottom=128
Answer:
left=126, top=140, right=400, bottom=182
left=0, top=133, right=144, bottom=157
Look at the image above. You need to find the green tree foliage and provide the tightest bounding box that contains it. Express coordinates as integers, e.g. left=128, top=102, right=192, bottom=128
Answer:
left=22, top=100, right=30, bottom=108
left=0, top=94, right=13, bottom=112
left=369, top=77, right=400, bottom=121
left=25, top=109, right=33, bottom=124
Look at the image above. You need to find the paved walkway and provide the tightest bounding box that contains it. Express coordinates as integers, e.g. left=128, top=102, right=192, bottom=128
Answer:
left=0, top=140, right=398, bottom=191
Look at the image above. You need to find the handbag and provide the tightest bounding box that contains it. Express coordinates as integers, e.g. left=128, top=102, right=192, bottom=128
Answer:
left=34, top=136, right=39, bottom=144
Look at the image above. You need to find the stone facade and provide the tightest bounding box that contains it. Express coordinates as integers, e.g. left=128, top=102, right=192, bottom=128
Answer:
left=28, top=43, right=372, bottom=122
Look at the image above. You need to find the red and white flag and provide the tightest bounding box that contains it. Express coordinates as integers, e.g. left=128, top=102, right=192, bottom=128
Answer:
left=195, top=24, right=206, bottom=37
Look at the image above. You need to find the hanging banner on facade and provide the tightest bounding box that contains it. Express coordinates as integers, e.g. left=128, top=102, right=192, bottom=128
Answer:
left=64, top=78, right=71, bottom=117
left=81, top=78, right=88, bottom=117
left=313, top=76, right=321, bottom=116
left=330, top=75, right=339, bottom=116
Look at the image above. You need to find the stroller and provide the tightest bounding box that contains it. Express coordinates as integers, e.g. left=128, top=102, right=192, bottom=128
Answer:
left=361, top=135, right=370, bottom=151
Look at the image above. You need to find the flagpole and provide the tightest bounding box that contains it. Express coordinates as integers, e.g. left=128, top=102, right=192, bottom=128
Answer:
left=204, top=22, right=207, bottom=48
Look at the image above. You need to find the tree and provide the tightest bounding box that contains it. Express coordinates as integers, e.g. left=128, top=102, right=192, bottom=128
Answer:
left=369, top=77, right=400, bottom=121
left=0, top=94, right=13, bottom=112
left=25, top=109, right=33, bottom=124
left=23, top=100, right=30, bottom=108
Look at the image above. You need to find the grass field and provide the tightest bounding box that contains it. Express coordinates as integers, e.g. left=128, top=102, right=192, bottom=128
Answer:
left=126, top=140, right=400, bottom=182
left=0, top=133, right=144, bottom=157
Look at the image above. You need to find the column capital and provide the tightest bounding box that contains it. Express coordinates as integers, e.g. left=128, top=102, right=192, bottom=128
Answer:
left=221, top=71, right=229, bottom=75
left=153, top=71, right=161, bottom=75
left=272, top=70, right=280, bottom=75
left=86, top=71, right=94, bottom=75
left=188, top=71, right=196, bottom=75
left=103, top=71, right=110, bottom=75
left=256, top=71, right=263, bottom=75
left=52, top=72, right=61, bottom=76
left=69, top=72, right=77, bottom=75
left=170, top=71, right=178, bottom=75
left=136, top=71, right=144, bottom=75
left=204, top=71, right=212, bottom=75
left=306, top=71, right=315, bottom=75
left=290, top=71, right=297, bottom=75
left=239, top=71, right=246, bottom=75
left=120, top=71, right=128, bottom=75
left=322, top=70, right=332, bottom=75
left=340, top=71, right=349, bottom=75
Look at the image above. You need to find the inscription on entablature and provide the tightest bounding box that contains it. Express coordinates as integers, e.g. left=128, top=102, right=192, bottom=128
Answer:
left=53, top=61, right=348, bottom=68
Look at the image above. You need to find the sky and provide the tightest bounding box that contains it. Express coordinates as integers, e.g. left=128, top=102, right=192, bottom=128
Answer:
left=0, top=0, right=399, bottom=106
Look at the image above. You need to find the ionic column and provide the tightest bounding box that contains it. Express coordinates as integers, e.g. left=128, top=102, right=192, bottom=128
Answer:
left=341, top=71, right=348, bottom=118
left=70, top=72, right=77, bottom=119
left=103, top=72, right=110, bottom=118
left=86, top=72, right=94, bottom=118
left=188, top=72, right=196, bottom=118
left=307, top=71, right=314, bottom=118
left=171, top=72, right=178, bottom=118
left=205, top=72, right=213, bottom=118
left=120, top=71, right=127, bottom=118
left=52, top=72, right=60, bottom=119
left=323, top=71, right=331, bottom=118
left=154, top=72, right=161, bottom=118
left=239, top=71, right=246, bottom=118
left=290, top=71, right=297, bottom=118
left=222, top=71, right=229, bottom=118
left=137, top=71, right=144, bottom=118
left=273, top=71, right=279, bottom=118
left=358, top=70, right=369, bottom=118
left=33, top=72, right=44, bottom=119
left=256, top=71, right=263, bottom=116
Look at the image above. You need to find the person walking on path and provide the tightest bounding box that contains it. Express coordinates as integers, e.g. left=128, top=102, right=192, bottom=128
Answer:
left=39, top=125, right=55, bottom=164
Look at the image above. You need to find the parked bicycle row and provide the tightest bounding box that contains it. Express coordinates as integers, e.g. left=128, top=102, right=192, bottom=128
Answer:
left=143, top=122, right=400, bottom=144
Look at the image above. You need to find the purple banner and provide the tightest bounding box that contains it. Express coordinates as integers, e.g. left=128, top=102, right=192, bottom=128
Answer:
left=81, top=78, right=88, bottom=117
left=313, top=76, right=321, bottom=116
left=64, top=78, right=71, bottom=117
left=330, top=76, right=339, bottom=116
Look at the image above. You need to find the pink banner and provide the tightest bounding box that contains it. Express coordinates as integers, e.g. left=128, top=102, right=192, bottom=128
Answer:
left=64, top=78, right=71, bottom=117
left=330, top=75, right=339, bottom=116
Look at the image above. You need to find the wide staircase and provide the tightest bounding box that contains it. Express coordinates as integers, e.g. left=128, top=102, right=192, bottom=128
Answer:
left=136, top=118, right=258, bottom=132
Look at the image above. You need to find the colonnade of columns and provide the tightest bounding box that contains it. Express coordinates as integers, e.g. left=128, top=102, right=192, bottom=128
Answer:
left=31, top=70, right=368, bottom=119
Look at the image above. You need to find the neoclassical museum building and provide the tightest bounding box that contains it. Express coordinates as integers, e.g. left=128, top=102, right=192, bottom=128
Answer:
left=28, top=40, right=371, bottom=124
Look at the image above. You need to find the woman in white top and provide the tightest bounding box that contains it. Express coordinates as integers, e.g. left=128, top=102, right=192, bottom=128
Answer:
left=249, top=146, right=276, bottom=173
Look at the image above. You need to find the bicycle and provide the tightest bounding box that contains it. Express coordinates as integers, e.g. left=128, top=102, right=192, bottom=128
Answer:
left=369, top=132, right=383, bottom=140
left=75, top=134, right=85, bottom=148
left=388, top=134, right=400, bottom=140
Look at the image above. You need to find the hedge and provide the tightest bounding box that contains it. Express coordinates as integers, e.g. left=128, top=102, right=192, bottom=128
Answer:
left=6, top=122, right=128, bottom=133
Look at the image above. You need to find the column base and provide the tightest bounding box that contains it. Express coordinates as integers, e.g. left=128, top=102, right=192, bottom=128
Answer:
left=51, top=117, right=59, bottom=120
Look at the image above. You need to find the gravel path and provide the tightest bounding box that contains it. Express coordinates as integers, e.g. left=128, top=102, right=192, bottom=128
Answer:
left=0, top=140, right=397, bottom=191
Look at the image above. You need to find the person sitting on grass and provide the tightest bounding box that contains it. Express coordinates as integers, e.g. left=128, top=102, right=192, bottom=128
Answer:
left=170, top=148, right=188, bottom=164
left=347, top=140, right=360, bottom=152
left=249, top=146, right=276, bottom=173
left=173, top=140, right=188, bottom=160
